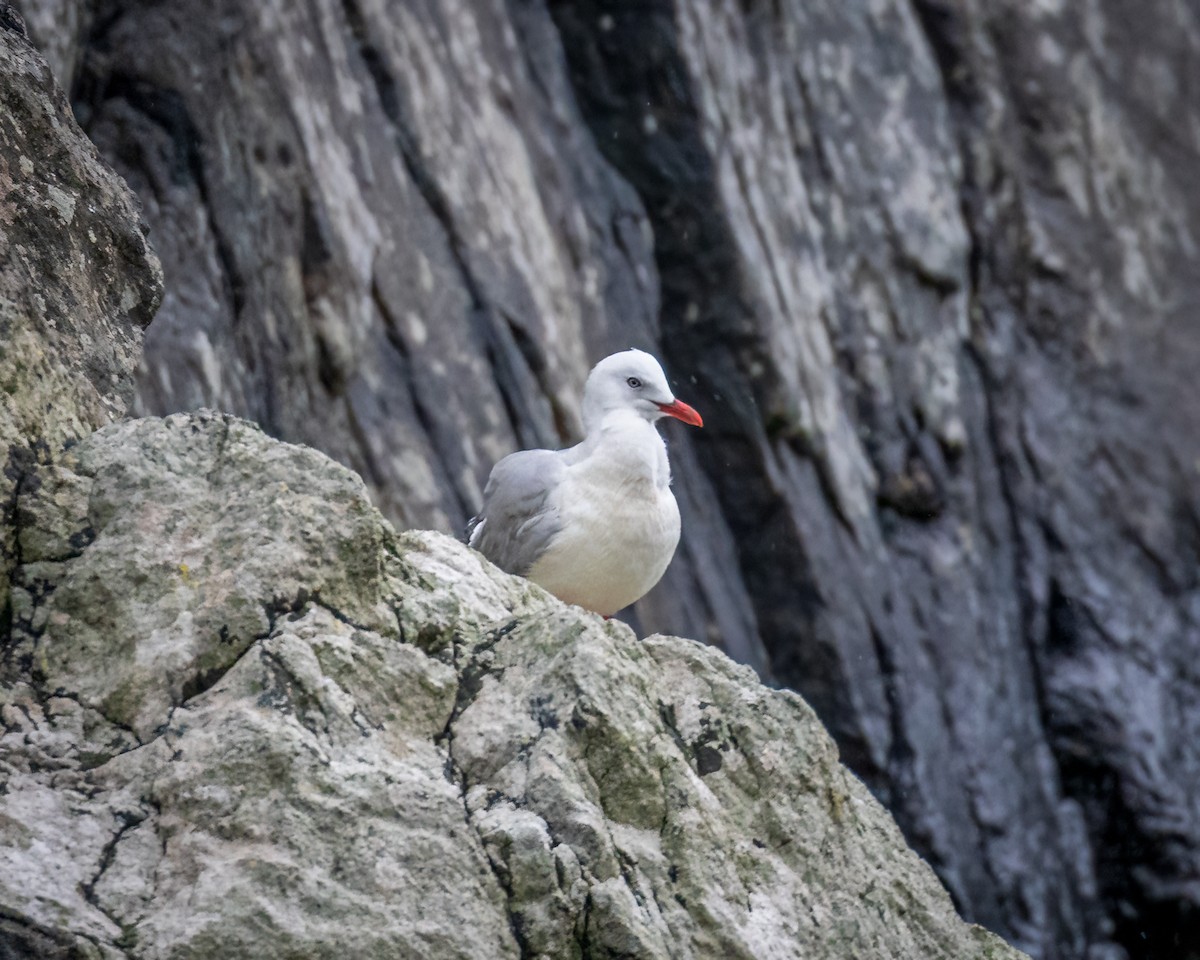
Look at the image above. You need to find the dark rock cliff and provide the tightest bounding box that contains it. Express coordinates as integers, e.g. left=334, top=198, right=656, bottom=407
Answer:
left=8, top=1, right=1200, bottom=958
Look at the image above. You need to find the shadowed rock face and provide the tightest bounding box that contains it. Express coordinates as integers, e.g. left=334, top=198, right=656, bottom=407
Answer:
left=0, top=410, right=1027, bottom=960
left=8, top=0, right=1200, bottom=958
left=0, top=6, right=161, bottom=630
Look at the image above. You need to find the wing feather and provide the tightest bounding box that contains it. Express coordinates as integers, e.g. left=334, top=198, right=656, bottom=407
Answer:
left=468, top=449, right=566, bottom=575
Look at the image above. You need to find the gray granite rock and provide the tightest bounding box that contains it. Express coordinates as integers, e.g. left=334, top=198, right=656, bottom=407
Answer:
left=0, top=411, right=1026, bottom=960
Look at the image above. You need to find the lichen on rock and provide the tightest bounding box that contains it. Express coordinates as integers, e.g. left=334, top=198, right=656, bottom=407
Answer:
left=1, top=411, right=1027, bottom=959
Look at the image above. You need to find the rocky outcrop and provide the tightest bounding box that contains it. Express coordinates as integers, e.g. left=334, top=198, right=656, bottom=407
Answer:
left=0, top=6, right=162, bottom=614
left=10, top=1, right=1200, bottom=957
left=0, top=410, right=1026, bottom=960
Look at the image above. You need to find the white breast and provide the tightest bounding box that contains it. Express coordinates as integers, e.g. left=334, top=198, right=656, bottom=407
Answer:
left=526, top=477, right=680, bottom=616
left=525, top=417, right=681, bottom=616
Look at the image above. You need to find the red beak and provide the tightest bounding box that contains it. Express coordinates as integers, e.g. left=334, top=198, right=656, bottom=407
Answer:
left=657, top=399, right=704, bottom=427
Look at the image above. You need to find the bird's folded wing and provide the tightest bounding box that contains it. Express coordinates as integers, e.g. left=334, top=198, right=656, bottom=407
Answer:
left=468, top=449, right=566, bottom=576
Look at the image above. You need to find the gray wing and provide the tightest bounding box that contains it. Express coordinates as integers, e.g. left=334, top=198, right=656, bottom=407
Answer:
left=467, top=449, right=566, bottom=575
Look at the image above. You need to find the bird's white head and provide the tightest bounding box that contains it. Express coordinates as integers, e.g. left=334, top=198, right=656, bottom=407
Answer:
left=581, top=349, right=704, bottom=435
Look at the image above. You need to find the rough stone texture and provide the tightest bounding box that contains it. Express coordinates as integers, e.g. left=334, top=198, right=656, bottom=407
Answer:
left=11, top=1, right=1200, bottom=958
left=0, top=6, right=162, bottom=618
left=0, top=411, right=1025, bottom=960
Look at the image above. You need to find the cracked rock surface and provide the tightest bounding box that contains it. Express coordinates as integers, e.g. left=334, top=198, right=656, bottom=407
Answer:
left=0, top=411, right=1025, bottom=960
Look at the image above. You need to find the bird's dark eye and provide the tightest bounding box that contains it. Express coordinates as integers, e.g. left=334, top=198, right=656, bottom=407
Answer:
left=626, top=377, right=642, bottom=389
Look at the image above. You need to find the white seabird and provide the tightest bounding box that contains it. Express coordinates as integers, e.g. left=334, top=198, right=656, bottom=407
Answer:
left=468, top=349, right=703, bottom=617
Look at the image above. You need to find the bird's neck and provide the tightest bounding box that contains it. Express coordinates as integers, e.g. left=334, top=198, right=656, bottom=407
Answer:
left=582, top=410, right=671, bottom=489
